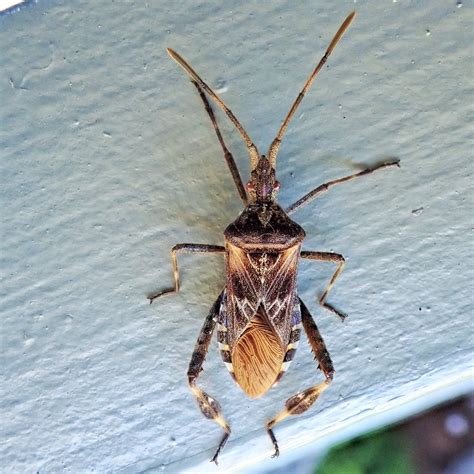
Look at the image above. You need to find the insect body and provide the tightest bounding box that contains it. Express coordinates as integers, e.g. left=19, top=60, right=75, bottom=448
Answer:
left=222, top=203, right=305, bottom=399
left=149, top=11, right=399, bottom=463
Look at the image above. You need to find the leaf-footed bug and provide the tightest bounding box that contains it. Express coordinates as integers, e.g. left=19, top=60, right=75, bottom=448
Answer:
left=149, top=11, right=399, bottom=463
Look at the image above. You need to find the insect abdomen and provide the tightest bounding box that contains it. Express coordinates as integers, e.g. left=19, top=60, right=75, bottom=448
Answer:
left=274, top=322, right=302, bottom=385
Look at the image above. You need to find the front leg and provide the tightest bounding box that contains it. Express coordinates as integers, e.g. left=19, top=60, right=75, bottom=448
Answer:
left=148, top=243, right=225, bottom=303
left=188, top=291, right=231, bottom=464
left=285, top=160, right=399, bottom=215
left=301, top=250, right=347, bottom=321
left=266, top=299, right=334, bottom=457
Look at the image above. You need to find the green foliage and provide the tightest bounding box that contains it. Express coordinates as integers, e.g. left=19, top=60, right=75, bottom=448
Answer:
left=314, top=430, right=414, bottom=474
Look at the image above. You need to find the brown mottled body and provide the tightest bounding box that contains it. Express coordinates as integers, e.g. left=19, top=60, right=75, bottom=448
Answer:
left=219, top=203, right=305, bottom=398
left=149, top=10, right=399, bottom=463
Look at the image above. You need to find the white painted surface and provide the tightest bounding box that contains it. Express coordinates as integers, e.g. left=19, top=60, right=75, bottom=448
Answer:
left=1, top=1, right=472, bottom=472
left=0, top=0, right=24, bottom=14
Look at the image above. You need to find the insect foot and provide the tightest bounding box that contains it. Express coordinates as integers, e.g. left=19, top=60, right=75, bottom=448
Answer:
left=189, top=384, right=231, bottom=464
left=266, top=379, right=332, bottom=457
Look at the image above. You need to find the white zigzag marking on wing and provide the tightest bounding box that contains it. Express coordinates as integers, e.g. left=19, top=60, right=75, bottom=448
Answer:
left=233, top=295, right=256, bottom=322
left=266, top=293, right=293, bottom=321
left=265, top=247, right=298, bottom=301
left=233, top=246, right=259, bottom=298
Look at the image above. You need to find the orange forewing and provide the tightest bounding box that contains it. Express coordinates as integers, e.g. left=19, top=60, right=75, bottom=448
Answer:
left=231, top=308, right=284, bottom=398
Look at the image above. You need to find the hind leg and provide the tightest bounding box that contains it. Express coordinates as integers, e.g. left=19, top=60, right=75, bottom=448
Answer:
left=187, top=291, right=231, bottom=464
left=266, top=299, right=334, bottom=457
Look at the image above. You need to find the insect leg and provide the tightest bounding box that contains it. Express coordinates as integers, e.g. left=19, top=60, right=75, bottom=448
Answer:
left=285, top=160, right=400, bottom=215
left=188, top=291, right=231, bottom=465
left=300, top=250, right=347, bottom=321
left=191, top=80, right=248, bottom=205
left=266, top=299, right=334, bottom=457
left=148, top=243, right=225, bottom=303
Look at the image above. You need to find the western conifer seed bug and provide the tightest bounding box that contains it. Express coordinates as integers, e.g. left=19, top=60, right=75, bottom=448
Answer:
left=149, top=11, right=399, bottom=463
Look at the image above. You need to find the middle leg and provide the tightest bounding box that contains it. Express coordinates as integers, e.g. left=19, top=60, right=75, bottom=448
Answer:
left=301, top=250, right=347, bottom=321
left=148, top=243, right=225, bottom=303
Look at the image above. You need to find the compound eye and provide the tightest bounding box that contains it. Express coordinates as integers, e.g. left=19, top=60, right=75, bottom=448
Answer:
left=246, top=181, right=255, bottom=190
left=274, top=180, right=281, bottom=191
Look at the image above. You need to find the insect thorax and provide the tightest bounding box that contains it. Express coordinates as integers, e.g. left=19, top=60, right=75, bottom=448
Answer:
left=224, top=203, right=305, bottom=251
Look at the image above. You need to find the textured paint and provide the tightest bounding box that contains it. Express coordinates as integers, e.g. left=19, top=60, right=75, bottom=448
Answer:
left=0, top=0, right=473, bottom=472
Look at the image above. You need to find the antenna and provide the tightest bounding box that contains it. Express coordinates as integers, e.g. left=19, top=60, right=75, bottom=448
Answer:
left=267, top=11, right=356, bottom=167
left=167, top=48, right=260, bottom=169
